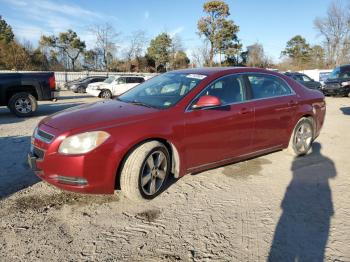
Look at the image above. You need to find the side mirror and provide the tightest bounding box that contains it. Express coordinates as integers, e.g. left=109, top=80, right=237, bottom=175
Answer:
left=193, top=95, right=221, bottom=109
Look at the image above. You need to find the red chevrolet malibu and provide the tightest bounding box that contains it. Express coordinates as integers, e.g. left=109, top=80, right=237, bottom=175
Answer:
left=28, top=68, right=326, bottom=200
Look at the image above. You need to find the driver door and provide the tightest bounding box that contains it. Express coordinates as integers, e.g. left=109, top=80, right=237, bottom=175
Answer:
left=184, top=74, right=255, bottom=170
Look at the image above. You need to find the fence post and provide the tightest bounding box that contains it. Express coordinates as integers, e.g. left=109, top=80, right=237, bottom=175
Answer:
left=65, top=71, right=68, bottom=83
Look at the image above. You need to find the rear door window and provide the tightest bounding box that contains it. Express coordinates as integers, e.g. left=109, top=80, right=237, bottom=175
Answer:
left=247, top=74, right=292, bottom=99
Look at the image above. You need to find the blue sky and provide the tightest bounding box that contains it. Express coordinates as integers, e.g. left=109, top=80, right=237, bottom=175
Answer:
left=0, top=0, right=334, bottom=62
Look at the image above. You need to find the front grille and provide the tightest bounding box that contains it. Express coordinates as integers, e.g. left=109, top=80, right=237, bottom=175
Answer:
left=35, top=128, right=54, bottom=143
left=325, top=83, right=340, bottom=89
left=33, top=147, right=45, bottom=160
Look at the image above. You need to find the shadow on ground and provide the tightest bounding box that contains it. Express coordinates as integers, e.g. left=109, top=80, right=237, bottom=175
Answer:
left=268, top=142, right=336, bottom=261
left=0, top=135, right=39, bottom=199
left=0, top=102, right=84, bottom=125
left=340, top=107, right=350, bottom=115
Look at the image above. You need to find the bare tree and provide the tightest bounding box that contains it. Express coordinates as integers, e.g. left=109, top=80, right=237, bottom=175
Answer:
left=246, top=42, right=270, bottom=68
left=314, top=0, right=350, bottom=67
left=90, top=23, right=119, bottom=71
left=191, top=41, right=210, bottom=67
left=169, top=34, right=184, bottom=70
left=124, top=30, right=147, bottom=71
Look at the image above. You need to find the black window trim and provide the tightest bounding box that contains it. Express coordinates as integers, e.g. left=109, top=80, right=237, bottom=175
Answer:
left=185, top=72, right=296, bottom=112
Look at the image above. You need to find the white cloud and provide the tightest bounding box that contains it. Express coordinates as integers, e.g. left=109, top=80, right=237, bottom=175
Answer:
left=169, top=26, right=184, bottom=38
left=144, top=11, right=150, bottom=20
left=11, top=23, right=50, bottom=42
left=2, top=0, right=119, bottom=47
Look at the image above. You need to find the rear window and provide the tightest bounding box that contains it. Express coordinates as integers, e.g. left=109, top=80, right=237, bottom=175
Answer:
left=126, top=77, right=144, bottom=84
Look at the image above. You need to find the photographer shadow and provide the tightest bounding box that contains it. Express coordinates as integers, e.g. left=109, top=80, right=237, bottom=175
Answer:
left=268, top=142, right=336, bottom=261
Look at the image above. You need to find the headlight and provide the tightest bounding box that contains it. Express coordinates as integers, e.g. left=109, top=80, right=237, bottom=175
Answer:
left=341, top=81, right=350, bottom=87
left=58, top=131, right=110, bottom=155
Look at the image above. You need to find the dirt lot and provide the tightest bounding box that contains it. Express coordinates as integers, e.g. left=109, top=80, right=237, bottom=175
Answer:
left=0, top=91, right=350, bottom=261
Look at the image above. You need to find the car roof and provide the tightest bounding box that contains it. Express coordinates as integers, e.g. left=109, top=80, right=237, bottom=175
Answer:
left=284, top=72, right=303, bottom=75
left=119, top=75, right=144, bottom=78
left=171, top=67, right=276, bottom=76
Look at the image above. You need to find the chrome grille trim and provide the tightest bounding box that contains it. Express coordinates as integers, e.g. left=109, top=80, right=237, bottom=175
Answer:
left=34, top=128, right=55, bottom=143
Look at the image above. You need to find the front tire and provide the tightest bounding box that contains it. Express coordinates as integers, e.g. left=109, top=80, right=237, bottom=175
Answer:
left=120, top=141, right=171, bottom=201
left=288, top=117, right=314, bottom=156
left=100, top=89, right=112, bottom=99
left=8, top=92, right=38, bottom=117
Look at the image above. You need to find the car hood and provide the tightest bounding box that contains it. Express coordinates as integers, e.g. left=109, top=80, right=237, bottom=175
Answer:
left=41, top=100, right=159, bottom=132
left=324, top=78, right=350, bottom=84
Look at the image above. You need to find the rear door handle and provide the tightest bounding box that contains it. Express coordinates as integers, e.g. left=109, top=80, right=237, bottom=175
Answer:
left=288, top=100, right=298, bottom=106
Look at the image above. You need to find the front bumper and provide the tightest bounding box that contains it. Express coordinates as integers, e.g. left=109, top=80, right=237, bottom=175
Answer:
left=322, top=86, right=350, bottom=96
left=28, top=125, right=121, bottom=194
left=86, top=89, right=101, bottom=97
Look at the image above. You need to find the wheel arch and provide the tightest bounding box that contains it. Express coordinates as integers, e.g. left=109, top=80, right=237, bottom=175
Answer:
left=115, top=137, right=181, bottom=190
left=6, top=85, right=39, bottom=103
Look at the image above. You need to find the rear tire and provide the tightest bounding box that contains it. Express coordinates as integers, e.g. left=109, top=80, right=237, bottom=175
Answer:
left=77, top=86, right=84, bottom=93
left=100, top=90, right=112, bottom=99
left=120, top=141, right=171, bottom=201
left=8, top=92, right=37, bottom=117
left=287, top=117, right=314, bottom=156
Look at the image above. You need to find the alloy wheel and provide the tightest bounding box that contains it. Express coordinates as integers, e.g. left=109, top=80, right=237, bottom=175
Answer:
left=15, top=98, right=32, bottom=113
left=101, top=91, right=112, bottom=99
left=294, top=122, right=313, bottom=153
left=140, top=150, right=168, bottom=196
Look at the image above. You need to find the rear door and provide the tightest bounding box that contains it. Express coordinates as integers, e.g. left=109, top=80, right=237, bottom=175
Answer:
left=184, top=74, right=255, bottom=169
left=246, top=73, right=298, bottom=151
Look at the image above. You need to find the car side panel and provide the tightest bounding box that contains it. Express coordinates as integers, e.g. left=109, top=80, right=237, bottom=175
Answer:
left=251, top=95, right=298, bottom=151
left=183, top=103, right=254, bottom=170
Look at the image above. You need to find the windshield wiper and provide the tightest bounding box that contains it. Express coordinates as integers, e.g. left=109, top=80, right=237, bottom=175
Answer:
left=127, top=100, right=156, bottom=108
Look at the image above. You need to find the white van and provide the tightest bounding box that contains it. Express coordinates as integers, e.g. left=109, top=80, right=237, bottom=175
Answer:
left=86, top=75, right=145, bottom=99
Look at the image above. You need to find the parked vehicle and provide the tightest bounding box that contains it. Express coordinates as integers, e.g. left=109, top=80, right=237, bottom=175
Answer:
left=70, top=76, right=107, bottom=93
left=319, top=71, right=331, bottom=86
left=28, top=68, right=326, bottom=200
left=64, top=76, right=90, bottom=90
left=323, top=65, right=350, bottom=96
left=0, top=72, right=59, bottom=116
left=284, top=72, right=322, bottom=90
left=86, top=75, right=145, bottom=99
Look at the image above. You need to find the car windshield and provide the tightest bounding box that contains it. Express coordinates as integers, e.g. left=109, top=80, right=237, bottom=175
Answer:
left=328, top=67, right=340, bottom=79
left=328, top=67, right=350, bottom=80
left=104, top=76, right=115, bottom=84
left=118, top=72, right=207, bottom=109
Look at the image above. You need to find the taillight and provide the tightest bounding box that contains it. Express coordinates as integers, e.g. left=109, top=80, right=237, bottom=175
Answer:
left=49, top=75, right=56, bottom=90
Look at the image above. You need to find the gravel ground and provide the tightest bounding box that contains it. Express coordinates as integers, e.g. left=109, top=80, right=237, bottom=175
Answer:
left=0, top=91, right=350, bottom=261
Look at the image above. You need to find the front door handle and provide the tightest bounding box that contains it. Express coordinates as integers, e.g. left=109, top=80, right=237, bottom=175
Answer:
left=239, top=108, right=252, bottom=115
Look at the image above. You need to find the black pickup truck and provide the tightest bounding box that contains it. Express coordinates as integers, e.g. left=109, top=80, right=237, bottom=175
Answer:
left=323, top=65, right=350, bottom=96
left=0, top=72, right=59, bottom=116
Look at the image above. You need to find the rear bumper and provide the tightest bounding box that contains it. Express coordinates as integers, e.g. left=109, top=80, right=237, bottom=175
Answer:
left=51, top=91, right=59, bottom=99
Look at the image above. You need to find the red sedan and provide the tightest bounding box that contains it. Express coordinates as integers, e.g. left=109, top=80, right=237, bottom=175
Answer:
left=28, top=68, right=326, bottom=200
